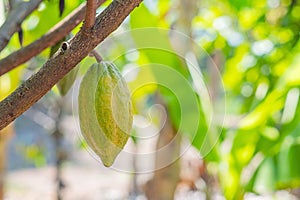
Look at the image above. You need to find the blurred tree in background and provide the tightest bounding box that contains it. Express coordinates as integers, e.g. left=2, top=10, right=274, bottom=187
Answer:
left=0, top=0, right=300, bottom=199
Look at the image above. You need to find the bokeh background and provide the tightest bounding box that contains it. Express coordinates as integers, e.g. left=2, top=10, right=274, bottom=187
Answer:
left=1, top=0, right=300, bottom=199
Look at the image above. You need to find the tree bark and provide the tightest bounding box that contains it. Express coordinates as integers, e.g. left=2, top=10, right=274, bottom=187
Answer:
left=0, top=0, right=106, bottom=76
left=84, top=0, right=97, bottom=29
left=144, top=97, right=181, bottom=200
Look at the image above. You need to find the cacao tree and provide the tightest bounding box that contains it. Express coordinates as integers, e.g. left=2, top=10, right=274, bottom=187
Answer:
left=1, top=0, right=300, bottom=199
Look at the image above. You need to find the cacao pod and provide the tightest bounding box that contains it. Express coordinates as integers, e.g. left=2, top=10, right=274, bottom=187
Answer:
left=78, top=62, right=132, bottom=167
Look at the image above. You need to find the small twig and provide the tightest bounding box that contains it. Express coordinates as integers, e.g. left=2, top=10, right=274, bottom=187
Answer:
left=89, top=50, right=102, bottom=63
left=0, top=0, right=106, bottom=76
left=0, top=0, right=42, bottom=52
left=84, top=0, right=97, bottom=29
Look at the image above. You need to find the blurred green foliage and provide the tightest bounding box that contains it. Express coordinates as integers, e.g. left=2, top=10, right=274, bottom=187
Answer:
left=1, top=0, right=300, bottom=199
left=127, top=0, right=300, bottom=198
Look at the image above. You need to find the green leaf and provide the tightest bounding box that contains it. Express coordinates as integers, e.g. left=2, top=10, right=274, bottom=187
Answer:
left=228, top=0, right=251, bottom=10
left=252, top=158, right=276, bottom=193
left=130, top=6, right=215, bottom=157
left=277, top=143, right=300, bottom=188
left=57, top=65, right=79, bottom=96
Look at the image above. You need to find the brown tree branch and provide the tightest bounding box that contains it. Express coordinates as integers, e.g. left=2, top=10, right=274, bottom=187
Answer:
left=0, top=0, right=106, bottom=76
left=0, top=0, right=42, bottom=52
left=84, top=0, right=97, bottom=29
left=0, top=0, right=143, bottom=131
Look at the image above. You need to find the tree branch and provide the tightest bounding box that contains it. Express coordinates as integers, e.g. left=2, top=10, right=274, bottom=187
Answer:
left=0, top=0, right=42, bottom=52
left=84, top=0, right=97, bottom=29
left=0, top=0, right=106, bottom=76
left=0, top=0, right=143, bottom=131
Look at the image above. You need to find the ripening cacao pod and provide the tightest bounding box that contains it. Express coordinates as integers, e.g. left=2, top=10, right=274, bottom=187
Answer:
left=78, top=62, right=132, bottom=167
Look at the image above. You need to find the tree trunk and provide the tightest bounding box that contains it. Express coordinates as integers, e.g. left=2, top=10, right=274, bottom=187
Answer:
left=144, top=101, right=181, bottom=200
left=0, top=125, right=13, bottom=200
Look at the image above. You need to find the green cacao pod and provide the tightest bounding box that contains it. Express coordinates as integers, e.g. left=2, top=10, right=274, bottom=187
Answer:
left=78, top=62, right=132, bottom=167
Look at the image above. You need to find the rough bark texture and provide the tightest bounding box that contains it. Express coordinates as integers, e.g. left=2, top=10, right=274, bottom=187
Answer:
left=84, top=0, right=97, bottom=29
left=0, top=0, right=106, bottom=76
left=0, top=0, right=143, bottom=131
left=0, top=0, right=42, bottom=52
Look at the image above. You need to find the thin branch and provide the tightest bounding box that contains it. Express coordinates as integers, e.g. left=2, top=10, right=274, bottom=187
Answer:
left=84, top=0, right=97, bottom=29
left=0, top=0, right=143, bottom=131
left=0, top=0, right=42, bottom=52
left=0, top=0, right=106, bottom=76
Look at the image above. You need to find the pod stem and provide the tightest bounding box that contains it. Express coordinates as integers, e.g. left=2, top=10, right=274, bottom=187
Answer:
left=89, top=49, right=102, bottom=63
